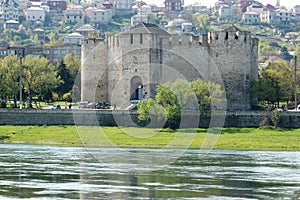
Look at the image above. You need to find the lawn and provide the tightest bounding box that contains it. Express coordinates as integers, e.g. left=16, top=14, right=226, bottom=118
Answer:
left=0, top=126, right=299, bottom=150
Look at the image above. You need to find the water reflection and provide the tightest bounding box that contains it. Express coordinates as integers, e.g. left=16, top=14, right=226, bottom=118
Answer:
left=0, top=144, right=299, bottom=199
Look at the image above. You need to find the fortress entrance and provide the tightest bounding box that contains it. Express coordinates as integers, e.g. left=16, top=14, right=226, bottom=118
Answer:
left=130, top=76, right=143, bottom=101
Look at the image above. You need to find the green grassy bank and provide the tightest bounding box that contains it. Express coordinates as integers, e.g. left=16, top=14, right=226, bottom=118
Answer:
left=0, top=126, right=299, bottom=151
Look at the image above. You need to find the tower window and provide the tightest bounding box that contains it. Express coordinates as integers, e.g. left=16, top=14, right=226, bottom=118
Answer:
left=130, top=34, right=133, bottom=44
left=140, top=33, right=143, bottom=44
left=225, top=32, right=228, bottom=40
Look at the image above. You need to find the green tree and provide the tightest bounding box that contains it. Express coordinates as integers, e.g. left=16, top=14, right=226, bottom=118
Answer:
left=138, top=79, right=223, bottom=129
left=192, top=14, right=210, bottom=33
left=49, top=32, right=55, bottom=44
left=63, top=54, right=80, bottom=78
left=55, top=54, right=80, bottom=99
left=22, top=56, right=62, bottom=106
left=0, top=55, right=21, bottom=107
left=146, top=12, right=156, bottom=24
left=252, top=61, right=293, bottom=107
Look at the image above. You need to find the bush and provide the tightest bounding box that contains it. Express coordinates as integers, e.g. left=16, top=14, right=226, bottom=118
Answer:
left=0, top=102, right=7, bottom=108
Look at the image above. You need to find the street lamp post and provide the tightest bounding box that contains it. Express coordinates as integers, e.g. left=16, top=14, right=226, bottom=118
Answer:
left=18, top=49, right=24, bottom=110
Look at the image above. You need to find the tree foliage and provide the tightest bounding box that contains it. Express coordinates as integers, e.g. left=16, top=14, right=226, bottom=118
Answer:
left=0, top=55, right=20, bottom=107
left=55, top=54, right=80, bottom=99
left=22, top=56, right=62, bottom=104
left=252, top=61, right=294, bottom=107
left=138, top=79, right=224, bottom=129
left=192, top=14, right=210, bottom=33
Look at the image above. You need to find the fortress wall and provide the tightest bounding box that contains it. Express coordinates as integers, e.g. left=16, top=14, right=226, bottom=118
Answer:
left=1, top=110, right=300, bottom=128
left=107, top=36, right=124, bottom=106
left=250, top=38, right=259, bottom=106
left=81, top=38, right=108, bottom=103
left=81, top=25, right=258, bottom=110
left=208, top=29, right=257, bottom=110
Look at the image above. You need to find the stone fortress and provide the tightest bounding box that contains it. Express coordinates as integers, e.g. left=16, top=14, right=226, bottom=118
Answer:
left=81, top=23, right=258, bottom=110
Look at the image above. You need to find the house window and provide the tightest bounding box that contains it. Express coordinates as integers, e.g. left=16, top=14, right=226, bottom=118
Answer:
left=53, top=50, right=59, bottom=55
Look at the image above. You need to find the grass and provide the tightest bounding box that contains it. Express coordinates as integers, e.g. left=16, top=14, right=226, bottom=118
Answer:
left=0, top=126, right=299, bottom=151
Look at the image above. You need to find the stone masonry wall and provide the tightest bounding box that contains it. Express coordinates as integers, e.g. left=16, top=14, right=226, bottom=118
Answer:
left=1, top=109, right=300, bottom=128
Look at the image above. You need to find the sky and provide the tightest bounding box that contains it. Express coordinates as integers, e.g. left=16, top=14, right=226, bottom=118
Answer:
left=143, top=0, right=298, bottom=9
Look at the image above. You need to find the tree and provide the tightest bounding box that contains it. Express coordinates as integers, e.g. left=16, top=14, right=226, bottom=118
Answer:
left=138, top=79, right=223, bottom=129
left=0, top=55, right=21, bottom=107
left=252, top=61, right=293, bottom=107
left=22, top=56, right=62, bottom=106
left=63, top=54, right=80, bottom=79
left=146, top=12, right=156, bottom=24
left=55, top=54, right=80, bottom=99
left=49, top=32, right=55, bottom=44
left=192, top=14, right=210, bottom=34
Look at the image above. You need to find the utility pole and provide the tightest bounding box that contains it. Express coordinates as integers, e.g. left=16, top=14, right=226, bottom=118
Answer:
left=294, top=55, right=297, bottom=111
left=19, top=56, right=23, bottom=110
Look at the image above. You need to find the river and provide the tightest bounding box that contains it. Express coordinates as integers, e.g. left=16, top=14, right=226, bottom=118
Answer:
left=0, top=144, right=299, bottom=199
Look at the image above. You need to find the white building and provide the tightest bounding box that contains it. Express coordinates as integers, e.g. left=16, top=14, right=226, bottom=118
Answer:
left=260, top=9, right=276, bottom=24
left=64, top=6, right=84, bottom=24
left=276, top=9, right=290, bottom=25
left=90, top=9, right=111, bottom=25
left=115, top=0, right=132, bottom=10
left=25, top=7, right=46, bottom=22
left=131, top=5, right=152, bottom=26
left=260, top=8, right=291, bottom=25
left=4, top=19, right=19, bottom=29
left=190, top=2, right=207, bottom=13
left=131, top=14, right=147, bottom=26
left=291, top=5, right=300, bottom=15
left=181, top=22, right=192, bottom=33
left=242, top=11, right=260, bottom=23
left=219, top=5, right=233, bottom=20
left=138, top=5, right=151, bottom=16
left=0, top=0, right=20, bottom=25
left=63, top=32, right=84, bottom=45
left=291, top=5, right=300, bottom=21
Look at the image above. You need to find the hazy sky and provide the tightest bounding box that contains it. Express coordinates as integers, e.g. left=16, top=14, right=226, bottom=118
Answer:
left=143, top=0, right=298, bottom=9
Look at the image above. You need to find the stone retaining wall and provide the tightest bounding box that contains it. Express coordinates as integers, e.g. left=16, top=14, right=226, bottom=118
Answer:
left=0, top=109, right=300, bottom=128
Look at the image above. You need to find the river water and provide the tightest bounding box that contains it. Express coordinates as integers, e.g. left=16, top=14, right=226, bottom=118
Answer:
left=0, top=144, right=299, bottom=199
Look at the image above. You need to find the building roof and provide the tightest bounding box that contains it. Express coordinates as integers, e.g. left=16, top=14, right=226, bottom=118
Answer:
left=264, top=4, right=275, bottom=10
left=33, top=28, right=45, bottom=32
left=5, top=19, right=19, bottom=24
left=102, top=1, right=113, bottom=5
left=124, top=23, right=170, bottom=36
left=66, top=32, right=84, bottom=38
left=27, top=7, right=44, bottom=11
left=244, top=11, right=260, bottom=15
left=222, top=25, right=246, bottom=33
left=0, top=0, right=18, bottom=6
left=76, top=24, right=96, bottom=32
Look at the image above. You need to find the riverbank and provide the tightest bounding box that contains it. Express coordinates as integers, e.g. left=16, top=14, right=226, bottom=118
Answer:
left=1, top=126, right=299, bottom=151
